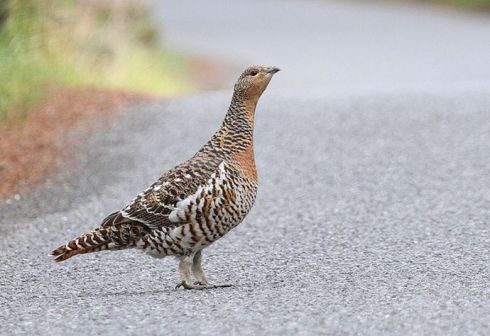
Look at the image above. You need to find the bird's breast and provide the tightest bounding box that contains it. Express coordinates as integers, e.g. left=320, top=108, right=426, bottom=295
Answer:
left=165, top=162, right=258, bottom=252
left=230, top=145, right=257, bottom=182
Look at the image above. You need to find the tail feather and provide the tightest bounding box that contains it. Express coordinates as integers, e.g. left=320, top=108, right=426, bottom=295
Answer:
left=50, top=224, right=147, bottom=263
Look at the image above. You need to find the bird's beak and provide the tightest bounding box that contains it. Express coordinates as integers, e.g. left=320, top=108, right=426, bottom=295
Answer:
left=266, top=66, right=280, bottom=74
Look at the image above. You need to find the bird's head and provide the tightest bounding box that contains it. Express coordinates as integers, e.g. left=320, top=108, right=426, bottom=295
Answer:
left=233, top=65, right=280, bottom=101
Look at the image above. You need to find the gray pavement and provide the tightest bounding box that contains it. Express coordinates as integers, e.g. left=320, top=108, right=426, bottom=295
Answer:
left=1, top=0, right=490, bottom=335
left=153, top=0, right=490, bottom=92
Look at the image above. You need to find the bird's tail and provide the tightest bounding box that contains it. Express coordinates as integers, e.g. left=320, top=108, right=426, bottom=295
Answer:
left=50, top=224, right=147, bottom=263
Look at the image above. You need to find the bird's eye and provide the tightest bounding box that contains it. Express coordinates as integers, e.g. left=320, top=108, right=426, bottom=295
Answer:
left=250, top=70, right=258, bottom=76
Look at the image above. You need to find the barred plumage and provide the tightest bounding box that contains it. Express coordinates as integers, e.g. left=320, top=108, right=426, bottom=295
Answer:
left=50, top=65, right=280, bottom=289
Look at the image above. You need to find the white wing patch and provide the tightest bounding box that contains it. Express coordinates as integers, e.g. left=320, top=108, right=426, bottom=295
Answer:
left=168, top=162, right=227, bottom=223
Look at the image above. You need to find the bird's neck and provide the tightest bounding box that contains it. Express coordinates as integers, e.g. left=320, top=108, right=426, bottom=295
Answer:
left=225, top=91, right=258, bottom=127
left=218, top=92, right=257, bottom=153
left=215, top=92, right=258, bottom=180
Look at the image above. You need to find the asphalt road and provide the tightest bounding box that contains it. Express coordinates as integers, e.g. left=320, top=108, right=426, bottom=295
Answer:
left=1, top=0, right=489, bottom=335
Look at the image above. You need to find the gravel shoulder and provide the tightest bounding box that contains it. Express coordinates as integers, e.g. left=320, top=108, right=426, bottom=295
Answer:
left=0, top=87, right=150, bottom=202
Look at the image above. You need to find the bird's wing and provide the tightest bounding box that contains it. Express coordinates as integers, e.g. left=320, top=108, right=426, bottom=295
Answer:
left=101, top=158, right=223, bottom=230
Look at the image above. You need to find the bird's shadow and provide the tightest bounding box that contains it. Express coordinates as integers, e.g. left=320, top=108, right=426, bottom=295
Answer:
left=73, top=285, right=234, bottom=300
left=87, top=288, right=176, bottom=299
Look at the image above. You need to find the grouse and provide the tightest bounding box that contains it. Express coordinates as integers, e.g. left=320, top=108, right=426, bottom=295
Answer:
left=50, top=65, right=280, bottom=289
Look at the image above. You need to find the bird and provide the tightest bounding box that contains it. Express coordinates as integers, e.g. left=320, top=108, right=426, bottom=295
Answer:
left=50, top=65, right=280, bottom=289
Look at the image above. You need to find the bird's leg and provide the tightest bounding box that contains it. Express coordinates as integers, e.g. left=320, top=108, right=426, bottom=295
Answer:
left=191, top=250, right=232, bottom=289
left=191, top=250, right=209, bottom=285
left=176, top=255, right=206, bottom=290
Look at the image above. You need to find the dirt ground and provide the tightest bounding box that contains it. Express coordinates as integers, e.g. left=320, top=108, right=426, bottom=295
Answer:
left=0, top=86, right=151, bottom=200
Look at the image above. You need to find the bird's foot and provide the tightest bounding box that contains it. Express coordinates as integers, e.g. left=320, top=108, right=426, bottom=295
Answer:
left=175, top=281, right=232, bottom=290
left=175, top=280, right=206, bottom=290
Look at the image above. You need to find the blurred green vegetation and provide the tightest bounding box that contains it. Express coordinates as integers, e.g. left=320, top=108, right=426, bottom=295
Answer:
left=0, top=0, right=191, bottom=119
left=396, top=0, right=490, bottom=9
left=441, top=0, right=490, bottom=9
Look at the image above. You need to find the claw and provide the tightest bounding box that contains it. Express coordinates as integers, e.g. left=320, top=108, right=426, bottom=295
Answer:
left=176, top=280, right=206, bottom=290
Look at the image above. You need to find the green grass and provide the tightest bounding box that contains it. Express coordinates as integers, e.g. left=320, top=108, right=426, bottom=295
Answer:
left=0, top=0, right=192, bottom=119
left=0, top=1, right=64, bottom=117
left=82, top=47, right=191, bottom=96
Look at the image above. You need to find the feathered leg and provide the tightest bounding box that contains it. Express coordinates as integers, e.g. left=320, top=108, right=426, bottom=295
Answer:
left=186, top=251, right=232, bottom=289
left=176, top=255, right=206, bottom=289
left=191, top=250, right=209, bottom=285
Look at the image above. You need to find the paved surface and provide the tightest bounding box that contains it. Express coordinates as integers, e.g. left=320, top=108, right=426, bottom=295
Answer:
left=1, top=0, right=490, bottom=335
left=154, top=0, right=490, bottom=92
